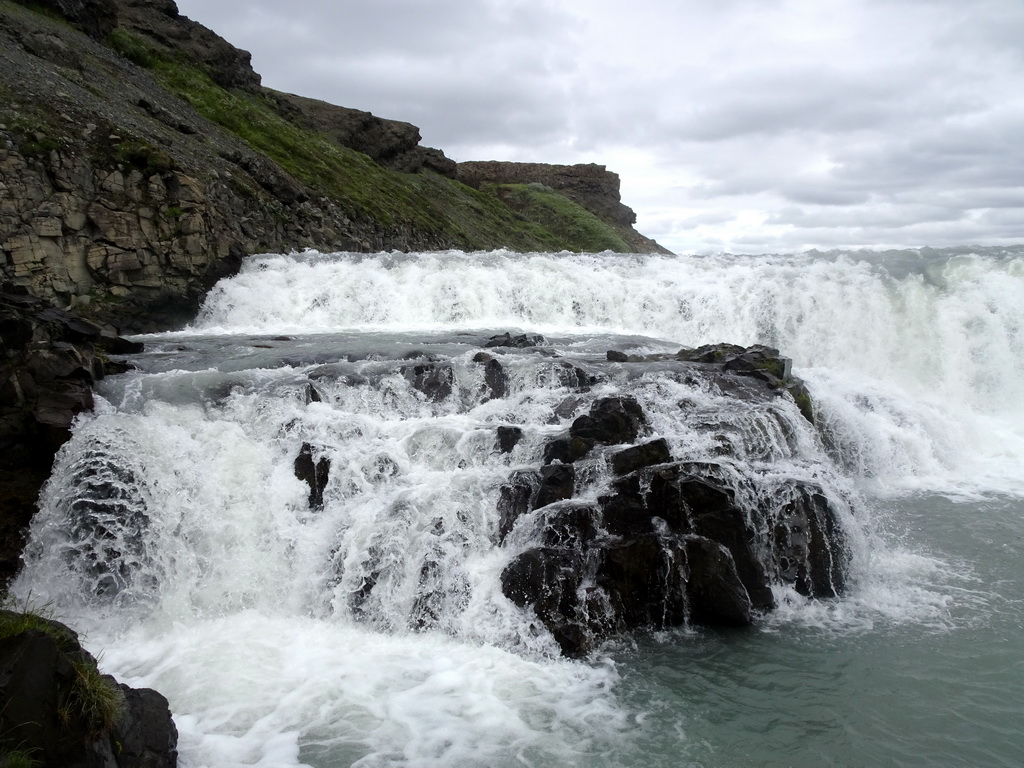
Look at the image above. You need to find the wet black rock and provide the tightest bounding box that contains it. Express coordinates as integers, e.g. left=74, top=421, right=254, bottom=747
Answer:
left=494, top=353, right=848, bottom=657
left=403, top=361, right=455, bottom=401
left=609, top=437, right=672, bottom=476
left=535, top=464, right=576, bottom=509
left=0, top=291, right=141, bottom=587
left=495, top=425, right=523, bottom=454
left=0, top=611, right=177, bottom=768
left=472, top=351, right=508, bottom=400
left=569, top=395, right=648, bottom=445
left=497, top=470, right=538, bottom=543
left=484, top=332, right=548, bottom=349
left=542, top=434, right=595, bottom=465
left=294, top=442, right=330, bottom=510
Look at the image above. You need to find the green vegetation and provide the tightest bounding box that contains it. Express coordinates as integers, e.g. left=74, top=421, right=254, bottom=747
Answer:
left=98, top=27, right=635, bottom=252
left=0, top=747, right=38, bottom=768
left=0, top=604, right=126, bottom=741
left=107, top=27, right=157, bottom=68
left=59, top=658, right=126, bottom=739
left=0, top=604, right=75, bottom=651
left=488, top=183, right=633, bottom=252
left=112, top=137, right=175, bottom=176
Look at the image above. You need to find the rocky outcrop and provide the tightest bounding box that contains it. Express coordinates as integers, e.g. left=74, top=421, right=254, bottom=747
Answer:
left=458, top=162, right=636, bottom=226
left=13, top=0, right=119, bottom=41
left=113, top=0, right=261, bottom=91
left=0, top=289, right=140, bottom=586
left=274, top=92, right=457, bottom=176
left=494, top=343, right=850, bottom=657
left=295, top=336, right=851, bottom=655
left=0, top=610, right=177, bottom=767
left=457, top=161, right=670, bottom=254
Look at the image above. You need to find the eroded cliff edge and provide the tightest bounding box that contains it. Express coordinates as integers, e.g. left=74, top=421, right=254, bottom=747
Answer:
left=1, top=0, right=669, bottom=335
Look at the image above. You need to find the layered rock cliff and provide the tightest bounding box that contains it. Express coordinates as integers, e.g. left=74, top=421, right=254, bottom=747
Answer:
left=1, top=0, right=668, bottom=335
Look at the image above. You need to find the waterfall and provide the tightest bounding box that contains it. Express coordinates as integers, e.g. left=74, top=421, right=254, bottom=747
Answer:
left=13, top=247, right=1024, bottom=767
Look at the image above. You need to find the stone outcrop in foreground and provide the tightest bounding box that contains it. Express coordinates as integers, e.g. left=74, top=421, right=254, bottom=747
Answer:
left=0, top=610, right=177, bottom=767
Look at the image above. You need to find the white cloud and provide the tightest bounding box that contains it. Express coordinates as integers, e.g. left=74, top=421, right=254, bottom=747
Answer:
left=174, top=0, right=1024, bottom=254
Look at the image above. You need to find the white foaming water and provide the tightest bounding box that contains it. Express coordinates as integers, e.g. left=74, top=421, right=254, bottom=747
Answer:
left=15, top=248, right=1024, bottom=767
left=189, top=248, right=1024, bottom=494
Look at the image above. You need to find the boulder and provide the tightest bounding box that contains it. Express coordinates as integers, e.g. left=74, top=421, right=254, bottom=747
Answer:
left=294, top=442, right=330, bottom=510
left=0, top=611, right=177, bottom=768
left=402, top=361, right=454, bottom=401
left=569, top=395, right=648, bottom=445
left=484, top=332, right=547, bottom=349
left=495, top=425, right=522, bottom=454
left=472, top=351, right=508, bottom=400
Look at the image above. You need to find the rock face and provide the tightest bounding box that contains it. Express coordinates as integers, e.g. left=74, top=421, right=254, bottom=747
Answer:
left=457, top=161, right=638, bottom=227
left=0, top=289, right=140, bottom=587
left=115, top=0, right=261, bottom=90
left=456, top=161, right=670, bottom=254
left=0, top=0, right=668, bottom=334
left=0, top=610, right=177, bottom=767
left=495, top=342, right=851, bottom=657
left=275, top=92, right=458, bottom=176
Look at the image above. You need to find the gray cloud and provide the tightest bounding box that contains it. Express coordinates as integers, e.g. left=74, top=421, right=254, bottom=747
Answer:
left=175, top=0, right=1024, bottom=254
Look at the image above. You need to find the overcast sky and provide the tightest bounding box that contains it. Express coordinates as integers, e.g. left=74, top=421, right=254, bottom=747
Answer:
left=174, top=0, right=1024, bottom=255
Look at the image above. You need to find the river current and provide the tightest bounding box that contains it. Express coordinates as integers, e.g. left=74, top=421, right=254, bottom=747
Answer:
left=13, top=247, right=1024, bottom=767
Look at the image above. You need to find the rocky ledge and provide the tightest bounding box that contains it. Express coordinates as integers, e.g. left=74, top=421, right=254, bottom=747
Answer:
left=493, top=343, right=846, bottom=657
left=289, top=337, right=852, bottom=658
left=0, top=288, right=141, bottom=587
left=0, top=609, right=177, bottom=767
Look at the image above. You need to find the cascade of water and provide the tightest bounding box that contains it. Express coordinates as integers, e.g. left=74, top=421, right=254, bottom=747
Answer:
left=11, top=247, right=1024, bottom=767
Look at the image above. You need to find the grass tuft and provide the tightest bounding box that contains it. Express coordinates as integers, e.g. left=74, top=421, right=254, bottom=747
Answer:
left=60, top=661, right=126, bottom=739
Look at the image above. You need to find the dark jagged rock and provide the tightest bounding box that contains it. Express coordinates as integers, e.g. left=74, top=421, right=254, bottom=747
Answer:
left=492, top=347, right=846, bottom=657
left=542, top=434, right=595, bottom=465
left=275, top=92, right=457, bottom=176
left=403, top=361, right=454, bottom=401
left=495, top=425, right=522, bottom=454
left=304, top=382, right=323, bottom=403
left=535, top=464, right=576, bottom=509
left=769, top=481, right=847, bottom=598
left=497, top=470, right=539, bottom=543
left=609, top=437, right=672, bottom=476
left=13, top=0, right=119, bottom=40
left=500, top=546, right=592, bottom=656
left=472, top=351, right=508, bottom=400
left=639, top=464, right=776, bottom=611
left=484, top=332, right=548, bottom=349
left=553, top=360, right=597, bottom=391
left=569, top=395, right=648, bottom=445
left=117, top=0, right=261, bottom=91
left=0, top=291, right=140, bottom=587
left=0, top=612, right=177, bottom=768
left=294, top=442, right=330, bottom=510
left=681, top=536, right=757, bottom=626
left=114, top=685, right=179, bottom=768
